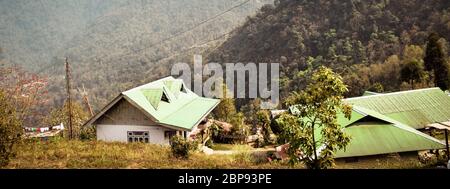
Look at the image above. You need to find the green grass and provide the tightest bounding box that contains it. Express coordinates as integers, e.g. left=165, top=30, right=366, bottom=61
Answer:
left=4, top=139, right=431, bottom=169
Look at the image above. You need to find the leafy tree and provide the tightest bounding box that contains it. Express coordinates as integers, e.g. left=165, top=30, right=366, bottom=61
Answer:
left=256, top=109, right=274, bottom=145
left=400, top=60, right=425, bottom=89
left=368, top=82, right=384, bottom=93
left=240, top=98, right=261, bottom=128
left=228, top=112, right=249, bottom=144
left=212, top=83, right=236, bottom=122
left=43, top=100, right=91, bottom=140
left=0, top=90, right=22, bottom=167
left=424, top=32, right=450, bottom=90
left=0, top=64, right=48, bottom=126
left=276, top=66, right=352, bottom=169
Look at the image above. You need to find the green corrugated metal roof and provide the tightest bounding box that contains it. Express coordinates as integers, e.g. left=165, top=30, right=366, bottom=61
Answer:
left=335, top=106, right=445, bottom=157
left=141, top=88, right=164, bottom=109
left=163, top=80, right=183, bottom=98
left=287, top=100, right=446, bottom=158
left=345, top=88, right=450, bottom=129
left=336, top=122, right=445, bottom=158
left=122, top=76, right=219, bottom=130
left=362, top=91, right=380, bottom=96
left=160, top=97, right=219, bottom=129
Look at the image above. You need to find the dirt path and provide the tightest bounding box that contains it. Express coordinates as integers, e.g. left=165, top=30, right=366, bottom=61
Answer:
left=208, top=148, right=275, bottom=155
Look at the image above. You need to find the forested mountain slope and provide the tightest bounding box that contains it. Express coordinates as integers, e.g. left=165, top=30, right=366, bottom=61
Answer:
left=207, top=0, right=450, bottom=102
left=1, top=0, right=273, bottom=109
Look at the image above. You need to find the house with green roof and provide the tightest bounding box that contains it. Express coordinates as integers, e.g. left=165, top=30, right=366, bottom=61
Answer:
left=281, top=87, right=449, bottom=158
left=84, top=76, right=220, bottom=145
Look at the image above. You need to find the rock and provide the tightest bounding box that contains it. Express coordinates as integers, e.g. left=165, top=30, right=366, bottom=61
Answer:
left=202, top=146, right=214, bottom=155
left=274, top=144, right=289, bottom=160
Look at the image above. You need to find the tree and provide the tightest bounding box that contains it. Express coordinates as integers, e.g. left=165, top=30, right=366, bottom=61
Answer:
left=424, top=32, right=450, bottom=90
left=400, top=60, right=425, bottom=89
left=43, top=100, right=91, bottom=140
left=0, top=90, right=22, bottom=167
left=212, top=83, right=236, bottom=122
left=276, top=66, right=352, bottom=169
left=256, top=109, right=274, bottom=145
left=0, top=64, right=48, bottom=126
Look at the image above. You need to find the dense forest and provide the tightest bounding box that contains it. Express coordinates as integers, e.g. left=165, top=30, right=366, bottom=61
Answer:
left=0, top=0, right=272, bottom=111
left=207, top=0, right=450, bottom=108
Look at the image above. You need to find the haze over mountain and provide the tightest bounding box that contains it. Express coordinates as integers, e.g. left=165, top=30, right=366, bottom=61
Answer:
left=0, top=0, right=273, bottom=109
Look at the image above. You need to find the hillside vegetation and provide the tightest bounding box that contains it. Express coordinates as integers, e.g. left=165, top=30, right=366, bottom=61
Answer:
left=0, top=0, right=272, bottom=110
left=207, top=0, right=450, bottom=105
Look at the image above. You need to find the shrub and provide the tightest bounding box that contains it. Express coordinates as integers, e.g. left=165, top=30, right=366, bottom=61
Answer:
left=79, top=126, right=96, bottom=141
left=170, top=135, right=198, bottom=159
left=0, top=91, right=22, bottom=167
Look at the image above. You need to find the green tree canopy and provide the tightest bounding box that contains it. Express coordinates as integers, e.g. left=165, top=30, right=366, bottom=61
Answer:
left=424, top=32, right=450, bottom=90
left=276, top=66, right=352, bottom=169
left=400, top=60, right=425, bottom=89
left=43, top=100, right=91, bottom=140
left=0, top=90, right=22, bottom=167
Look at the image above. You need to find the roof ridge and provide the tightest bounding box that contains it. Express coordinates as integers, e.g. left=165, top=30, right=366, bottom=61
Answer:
left=345, top=87, right=441, bottom=101
left=353, top=106, right=445, bottom=145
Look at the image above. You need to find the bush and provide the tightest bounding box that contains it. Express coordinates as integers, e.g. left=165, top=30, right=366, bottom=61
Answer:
left=169, top=135, right=198, bottom=159
left=0, top=91, right=22, bottom=167
left=79, top=126, right=96, bottom=141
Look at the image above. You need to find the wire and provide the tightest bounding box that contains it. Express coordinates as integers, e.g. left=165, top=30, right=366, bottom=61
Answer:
left=101, top=0, right=250, bottom=61
left=37, top=0, right=251, bottom=74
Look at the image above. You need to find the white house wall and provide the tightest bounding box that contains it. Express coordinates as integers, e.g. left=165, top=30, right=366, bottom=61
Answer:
left=97, top=124, right=172, bottom=145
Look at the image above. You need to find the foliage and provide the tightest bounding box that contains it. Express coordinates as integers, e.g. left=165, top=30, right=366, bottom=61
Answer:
left=229, top=112, right=250, bottom=144
left=208, top=0, right=450, bottom=102
left=276, top=66, right=352, bottom=169
left=43, top=100, right=90, bottom=140
left=256, top=109, right=275, bottom=146
left=424, top=32, right=450, bottom=90
left=169, top=135, right=198, bottom=159
left=0, top=90, right=23, bottom=167
left=213, top=83, right=237, bottom=122
left=0, top=63, right=48, bottom=126
left=400, top=60, right=425, bottom=89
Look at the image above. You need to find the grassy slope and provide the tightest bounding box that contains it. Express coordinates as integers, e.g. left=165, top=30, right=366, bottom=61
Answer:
left=6, top=140, right=429, bottom=169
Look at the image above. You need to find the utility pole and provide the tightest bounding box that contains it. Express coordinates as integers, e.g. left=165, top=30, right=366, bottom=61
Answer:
left=65, top=57, right=73, bottom=139
left=78, top=84, right=94, bottom=117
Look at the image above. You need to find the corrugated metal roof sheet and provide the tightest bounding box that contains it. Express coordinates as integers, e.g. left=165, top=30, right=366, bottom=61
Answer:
left=141, top=88, right=164, bottom=110
left=336, top=122, right=445, bottom=158
left=345, top=88, right=450, bottom=129
left=335, top=106, right=445, bottom=157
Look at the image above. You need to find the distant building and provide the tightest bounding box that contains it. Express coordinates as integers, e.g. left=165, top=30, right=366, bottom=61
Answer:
left=24, top=123, right=64, bottom=141
left=83, top=77, right=219, bottom=145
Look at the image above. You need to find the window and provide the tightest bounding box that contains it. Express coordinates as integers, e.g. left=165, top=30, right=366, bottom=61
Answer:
left=127, top=131, right=150, bottom=143
left=161, top=92, right=169, bottom=103
left=180, top=84, right=187, bottom=93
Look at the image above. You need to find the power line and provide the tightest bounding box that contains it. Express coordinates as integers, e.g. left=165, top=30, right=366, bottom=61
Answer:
left=37, top=0, right=251, bottom=74
left=101, top=0, right=250, bottom=61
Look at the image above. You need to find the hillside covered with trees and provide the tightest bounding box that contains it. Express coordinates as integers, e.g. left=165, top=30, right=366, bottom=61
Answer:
left=207, top=0, right=450, bottom=106
left=0, top=0, right=273, bottom=110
